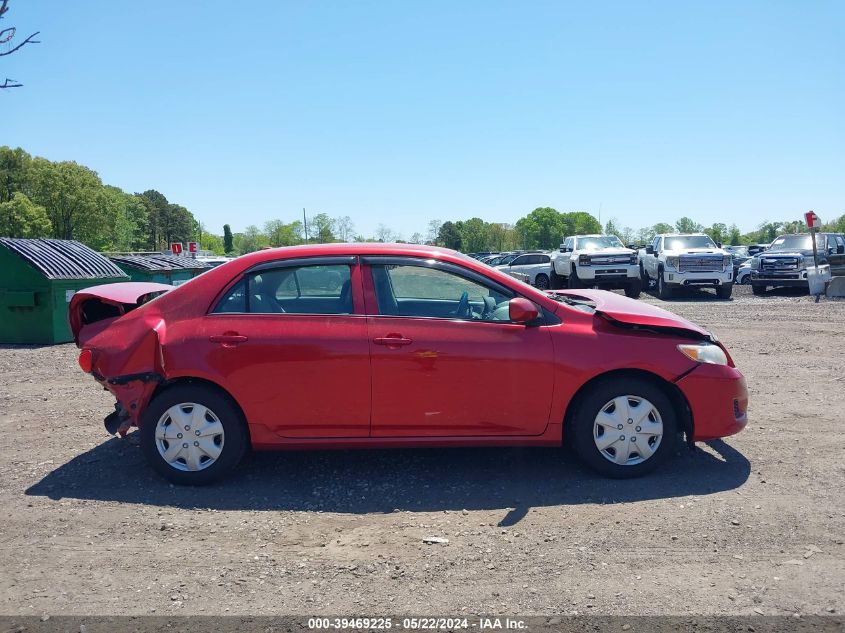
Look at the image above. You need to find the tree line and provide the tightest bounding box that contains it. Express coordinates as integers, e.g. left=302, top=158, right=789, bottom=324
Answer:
left=3, top=146, right=843, bottom=256
left=0, top=146, right=197, bottom=251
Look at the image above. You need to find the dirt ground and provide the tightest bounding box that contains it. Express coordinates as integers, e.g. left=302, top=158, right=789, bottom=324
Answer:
left=1, top=285, right=843, bottom=617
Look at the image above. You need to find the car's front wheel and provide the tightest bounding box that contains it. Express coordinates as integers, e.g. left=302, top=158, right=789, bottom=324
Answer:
left=140, top=384, right=248, bottom=485
left=657, top=271, right=673, bottom=299
left=570, top=378, right=677, bottom=478
left=624, top=279, right=642, bottom=299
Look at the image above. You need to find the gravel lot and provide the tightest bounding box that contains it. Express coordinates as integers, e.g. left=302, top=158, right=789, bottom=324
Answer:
left=1, top=284, right=843, bottom=617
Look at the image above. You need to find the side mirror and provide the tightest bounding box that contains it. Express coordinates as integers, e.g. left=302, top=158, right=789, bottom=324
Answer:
left=716, top=242, right=722, bottom=248
left=509, top=298, right=539, bottom=324
left=559, top=244, right=566, bottom=252
left=645, top=246, right=654, bottom=255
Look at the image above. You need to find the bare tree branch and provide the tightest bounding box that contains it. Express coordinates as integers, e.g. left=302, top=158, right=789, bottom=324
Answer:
left=0, top=30, right=39, bottom=56
left=1, top=77, right=22, bottom=88
left=0, top=26, right=15, bottom=43
left=0, top=0, right=8, bottom=19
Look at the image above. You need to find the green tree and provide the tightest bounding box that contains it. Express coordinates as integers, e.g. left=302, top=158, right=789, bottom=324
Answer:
left=0, top=146, right=33, bottom=203
left=675, top=217, right=703, bottom=233
left=264, top=219, right=302, bottom=247
left=460, top=217, right=489, bottom=252
left=604, top=218, right=622, bottom=239
left=334, top=216, right=354, bottom=242
left=309, top=213, right=335, bottom=243
left=727, top=224, right=742, bottom=245
left=653, top=222, right=674, bottom=235
left=437, top=221, right=462, bottom=249
left=235, top=225, right=267, bottom=254
left=561, top=211, right=602, bottom=236
left=703, top=222, right=728, bottom=245
left=0, top=191, right=51, bottom=237
left=223, top=224, right=234, bottom=254
left=515, top=207, right=564, bottom=250
left=29, top=158, right=104, bottom=241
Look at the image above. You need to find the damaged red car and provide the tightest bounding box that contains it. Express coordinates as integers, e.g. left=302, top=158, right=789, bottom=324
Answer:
left=70, top=243, right=748, bottom=484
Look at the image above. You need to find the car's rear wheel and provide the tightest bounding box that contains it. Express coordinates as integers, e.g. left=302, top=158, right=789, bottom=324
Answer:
left=534, top=273, right=550, bottom=290
left=570, top=378, right=677, bottom=478
left=140, top=384, right=248, bottom=485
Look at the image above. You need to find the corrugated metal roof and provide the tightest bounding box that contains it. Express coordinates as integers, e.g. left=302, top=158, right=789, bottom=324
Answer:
left=0, top=238, right=129, bottom=280
left=109, top=254, right=179, bottom=271
left=145, top=254, right=212, bottom=270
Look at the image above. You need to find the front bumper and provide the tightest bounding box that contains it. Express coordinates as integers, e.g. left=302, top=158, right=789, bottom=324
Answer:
left=663, top=269, right=733, bottom=286
left=676, top=363, right=748, bottom=441
left=751, top=270, right=809, bottom=286
left=577, top=265, right=639, bottom=281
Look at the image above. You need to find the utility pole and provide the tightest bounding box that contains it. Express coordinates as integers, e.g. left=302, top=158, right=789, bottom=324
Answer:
left=303, top=208, right=308, bottom=244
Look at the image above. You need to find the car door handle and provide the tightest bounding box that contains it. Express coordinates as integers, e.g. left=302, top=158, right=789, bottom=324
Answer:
left=373, top=335, right=413, bottom=346
left=209, top=334, right=248, bottom=344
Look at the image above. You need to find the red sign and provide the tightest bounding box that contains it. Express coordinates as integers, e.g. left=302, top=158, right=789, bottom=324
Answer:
left=804, top=211, right=820, bottom=229
left=188, top=241, right=198, bottom=254
left=170, top=242, right=183, bottom=255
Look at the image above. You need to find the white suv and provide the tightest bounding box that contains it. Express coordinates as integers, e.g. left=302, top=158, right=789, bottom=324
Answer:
left=550, top=234, right=641, bottom=298
left=495, top=252, right=552, bottom=289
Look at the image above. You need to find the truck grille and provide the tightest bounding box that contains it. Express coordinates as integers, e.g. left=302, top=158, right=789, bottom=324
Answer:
left=761, top=257, right=800, bottom=271
left=590, top=255, right=632, bottom=265
left=678, top=255, right=724, bottom=272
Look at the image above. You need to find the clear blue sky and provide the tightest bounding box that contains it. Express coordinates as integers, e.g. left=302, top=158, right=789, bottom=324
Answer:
left=3, top=1, right=843, bottom=239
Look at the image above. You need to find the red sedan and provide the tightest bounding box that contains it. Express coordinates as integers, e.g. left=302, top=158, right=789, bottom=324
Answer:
left=70, top=243, right=748, bottom=484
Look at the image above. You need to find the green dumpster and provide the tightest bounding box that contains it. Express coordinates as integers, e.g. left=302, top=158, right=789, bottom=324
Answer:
left=109, top=254, right=180, bottom=284
left=0, top=238, right=129, bottom=344
left=145, top=254, right=211, bottom=285
left=109, top=254, right=212, bottom=285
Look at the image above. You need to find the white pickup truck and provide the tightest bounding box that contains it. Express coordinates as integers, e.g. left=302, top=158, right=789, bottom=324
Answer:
left=550, top=234, right=642, bottom=297
left=639, top=233, right=733, bottom=299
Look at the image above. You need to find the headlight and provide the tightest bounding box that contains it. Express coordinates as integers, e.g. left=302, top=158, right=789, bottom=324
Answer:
left=629, top=254, right=638, bottom=264
left=666, top=256, right=679, bottom=269
left=722, top=255, right=732, bottom=270
left=579, top=255, right=591, bottom=266
left=677, top=343, right=728, bottom=365
left=796, top=255, right=805, bottom=268
left=752, top=256, right=761, bottom=270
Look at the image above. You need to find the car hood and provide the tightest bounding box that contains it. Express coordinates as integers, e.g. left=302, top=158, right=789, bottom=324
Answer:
left=546, top=289, right=711, bottom=339
left=763, top=249, right=812, bottom=258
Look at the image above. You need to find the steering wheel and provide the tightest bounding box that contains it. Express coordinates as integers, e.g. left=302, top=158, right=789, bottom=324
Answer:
left=456, top=291, right=471, bottom=318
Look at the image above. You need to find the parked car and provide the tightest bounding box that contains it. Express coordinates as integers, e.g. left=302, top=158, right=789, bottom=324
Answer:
left=495, top=252, right=552, bottom=289
left=70, top=243, right=748, bottom=484
left=750, top=233, right=845, bottom=295
left=747, top=244, right=770, bottom=256
left=735, top=260, right=753, bottom=285
left=551, top=234, right=641, bottom=297
left=639, top=234, right=734, bottom=299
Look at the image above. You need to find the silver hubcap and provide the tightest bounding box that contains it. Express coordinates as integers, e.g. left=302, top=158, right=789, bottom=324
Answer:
left=593, top=395, right=663, bottom=466
left=155, top=403, right=224, bottom=471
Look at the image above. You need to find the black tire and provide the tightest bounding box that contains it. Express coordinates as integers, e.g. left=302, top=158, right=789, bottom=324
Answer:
left=140, top=384, right=248, bottom=485
left=738, top=273, right=750, bottom=285
left=568, top=267, right=585, bottom=289
left=624, top=279, right=642, bottom=299
left=549, top=268, right=564, bottom=290
left=640, top=263, right=649, bottom=286
left=751, top=283, right=766, bottom=296
left=656, top=270, right=673, bottom=300
left=570, top=377, right=678, bottom=478
left=534, top=273, right=550, bottom=290
left=716, top=283, right=733, bottom=299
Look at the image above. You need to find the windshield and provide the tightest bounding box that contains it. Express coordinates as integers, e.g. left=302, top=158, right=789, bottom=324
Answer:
left=769, top=235, right=821, bottom=251
left=663, top=235, right=716, bottom=250
left=498, top=254, right=519, bottom=265
left=576, top=236, right=625, bottom=250
left=725, top=246, right=748, bottom=257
